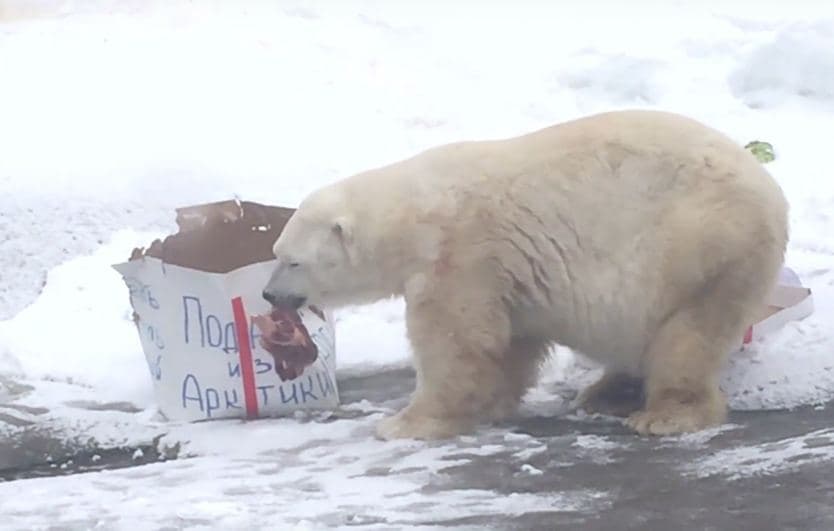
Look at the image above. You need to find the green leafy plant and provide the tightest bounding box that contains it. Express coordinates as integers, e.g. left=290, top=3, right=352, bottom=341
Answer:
left=744, top=140, right=775, bottom=164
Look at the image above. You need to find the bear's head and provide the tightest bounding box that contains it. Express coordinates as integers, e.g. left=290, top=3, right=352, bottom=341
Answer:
left=262, top=183, right=390, bottom=311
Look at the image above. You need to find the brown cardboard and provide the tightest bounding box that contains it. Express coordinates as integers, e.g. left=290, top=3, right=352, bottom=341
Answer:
left=129, top=199, right=295, bottom=273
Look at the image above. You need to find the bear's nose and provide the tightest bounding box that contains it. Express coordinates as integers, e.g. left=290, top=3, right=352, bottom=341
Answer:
left=262, top=290, right=279, bottom=306
left=262, top=290, right=306, bottom=309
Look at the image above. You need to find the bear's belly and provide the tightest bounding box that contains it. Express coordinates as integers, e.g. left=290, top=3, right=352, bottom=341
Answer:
left=510, top=295, right=653, bottom=376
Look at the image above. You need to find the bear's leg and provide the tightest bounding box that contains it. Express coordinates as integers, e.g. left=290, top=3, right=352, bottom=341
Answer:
left=626, top=263, right=771, bottom=435
left=575, top=371, right=644, bottom=418
left=625, top=309, right=728, bottom=436
left=489, top=337, right=551, bottom=421
left=375, top=280, right=517, bottom=441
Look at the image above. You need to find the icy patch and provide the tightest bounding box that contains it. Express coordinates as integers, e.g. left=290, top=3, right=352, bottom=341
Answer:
left=658, top=424, right=743, bottom=450
left=511, top=444, right=550, bottom=463
left=570, top=434, right=625, bottom=465
left=572, top=435, right=621, bottom=452
left=519, top=463, right=544, bottom=476
left=505, top=432, right=550, bottom=462
left=684, top=427, right=834, bottom=480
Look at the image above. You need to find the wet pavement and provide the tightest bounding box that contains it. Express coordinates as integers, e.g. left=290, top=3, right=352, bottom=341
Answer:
left=2, top=367, right=833, bottom=529
left=340, top=369, right=834, bottom=530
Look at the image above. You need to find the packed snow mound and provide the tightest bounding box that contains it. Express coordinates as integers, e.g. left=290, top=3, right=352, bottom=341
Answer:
left=556, top=55, right=664, bottom=105
left=730, top=19, right=834, bottom=107
left=0, top=231, right=162, bottom=406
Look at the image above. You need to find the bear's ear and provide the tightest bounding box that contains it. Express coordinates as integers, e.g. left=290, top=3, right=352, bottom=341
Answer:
left=331, top=216, right=352, bottom=242
left=332, top=216, right=358, bottom=265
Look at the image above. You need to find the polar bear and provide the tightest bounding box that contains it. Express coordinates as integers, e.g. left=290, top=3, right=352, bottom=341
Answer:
left=262, top=110, right=788, bottom=440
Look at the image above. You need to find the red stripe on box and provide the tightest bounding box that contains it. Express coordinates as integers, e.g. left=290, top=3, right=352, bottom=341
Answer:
left=743, top=325, right=753, bottom=345
left=231, top=296, right=259, bottom=419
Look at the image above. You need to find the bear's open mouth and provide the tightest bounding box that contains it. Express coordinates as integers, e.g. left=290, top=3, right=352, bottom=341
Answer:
left=276, top=295, right=306, bottom=310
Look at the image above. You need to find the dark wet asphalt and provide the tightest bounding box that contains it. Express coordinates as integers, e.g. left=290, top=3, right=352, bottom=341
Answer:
left=341, top=369, right=834, bottom=530
left=2, top=368, right=833, bottom=530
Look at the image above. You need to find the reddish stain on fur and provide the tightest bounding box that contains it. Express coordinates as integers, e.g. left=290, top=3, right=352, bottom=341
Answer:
left=433, top=244, right=453, bottom=276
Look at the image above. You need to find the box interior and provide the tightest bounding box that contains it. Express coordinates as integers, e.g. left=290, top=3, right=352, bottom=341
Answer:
left=129, top=200, right=295, bottom=273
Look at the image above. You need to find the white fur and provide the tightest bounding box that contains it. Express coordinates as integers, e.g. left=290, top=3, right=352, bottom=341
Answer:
left=264, top=110, right=789, bottom=440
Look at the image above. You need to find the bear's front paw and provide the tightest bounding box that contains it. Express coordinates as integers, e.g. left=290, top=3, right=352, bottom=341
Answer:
left=375, top=409, right=474, bottom=441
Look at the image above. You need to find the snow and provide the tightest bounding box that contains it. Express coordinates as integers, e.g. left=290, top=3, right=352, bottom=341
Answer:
left=729, top=20, right=834, bottom=107
left=0, top=230, right=161, bottom=405
left=1, top=452, right=608, bottom=529
left=1, top=0, right=833, bottom=528
left=684, top=427, right=834, bottom=481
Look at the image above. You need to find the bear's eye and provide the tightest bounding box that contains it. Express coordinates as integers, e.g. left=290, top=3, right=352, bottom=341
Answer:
left=288, top=261, right=301, bottom=269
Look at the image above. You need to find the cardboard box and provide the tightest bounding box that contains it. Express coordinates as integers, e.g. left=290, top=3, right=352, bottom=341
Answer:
left=738, top=267, right=814, bottom=350
left=113, top=200, right=339, bottom=422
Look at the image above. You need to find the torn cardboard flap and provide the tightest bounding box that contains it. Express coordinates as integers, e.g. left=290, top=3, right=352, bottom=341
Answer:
left=130, top=199, right=295, bottom=273
left=740, top=272, right=814, bottom=349
left=754, top=284, right=813, bottom=322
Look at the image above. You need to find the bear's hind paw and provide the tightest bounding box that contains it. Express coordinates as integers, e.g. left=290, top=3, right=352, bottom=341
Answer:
left=625, top=403, right=725, bottom=436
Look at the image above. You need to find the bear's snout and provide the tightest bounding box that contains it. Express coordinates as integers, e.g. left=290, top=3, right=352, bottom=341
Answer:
left=262, top=289, right=306, bottom=310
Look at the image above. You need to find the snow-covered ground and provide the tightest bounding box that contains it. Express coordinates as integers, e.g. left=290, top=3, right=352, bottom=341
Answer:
left=1, top=1, right=833, bottom=529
